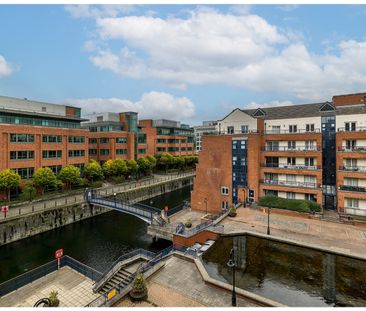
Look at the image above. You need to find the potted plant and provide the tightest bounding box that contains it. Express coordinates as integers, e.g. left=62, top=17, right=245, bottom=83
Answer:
left=48, top=290, right=60, bottom=307
left=229, top=205, right=237, bottom=217
left=130, top=273, right=148, bottom=301
left=185, top=219, right=192, bottom=228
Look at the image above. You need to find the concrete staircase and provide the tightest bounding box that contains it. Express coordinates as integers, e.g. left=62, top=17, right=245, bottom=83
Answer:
left=321, top=210, right=342, bottom=223
left=98, top=268, right=133, bottom=295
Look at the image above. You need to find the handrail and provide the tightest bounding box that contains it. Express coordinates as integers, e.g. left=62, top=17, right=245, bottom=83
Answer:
left=337, top=127, right=366, bottom=132
left=338, top=146, right=366, bottom=152
left=339, top=166, right=366, bottom=172
left=261, top=164, right=320, bottom=170
left=260, top=179, right=319, bottom=189
left=262, top=146, right=320, bottom=152
left=339, top=185, right=366, bottom=193
left=264, top=129, right=321, bottom=134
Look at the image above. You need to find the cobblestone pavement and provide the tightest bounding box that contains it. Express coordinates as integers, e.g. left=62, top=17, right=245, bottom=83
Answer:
left=0, top=267, right=101, bottom=307
left=222, top=207, right=366, bottom=257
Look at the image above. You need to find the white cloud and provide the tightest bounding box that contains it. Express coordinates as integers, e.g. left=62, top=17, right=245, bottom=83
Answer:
left=65, top=5, right=135, bottom=19
left=67, top=91, right=196, bottom=121
left=78, top=8, right=366, bottom=102
left=245, top=100, right=294, bottom=109
left=0, top=55, right=14, bottom=77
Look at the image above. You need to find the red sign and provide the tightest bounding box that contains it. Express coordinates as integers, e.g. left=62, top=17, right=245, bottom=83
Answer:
left=55, top=249, right=63, bottom=259
left=1, top=206, right=9, bottom=213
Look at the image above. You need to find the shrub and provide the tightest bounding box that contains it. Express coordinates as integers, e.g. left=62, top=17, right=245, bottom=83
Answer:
left=258, top=196, right=321, bottom=213
left=229, top=205, right=237, bottom=217
left=132, top=273, right=147, bottom=294
left=91, top=181, right=103, bottom=188
left=185, top=219, right=192, bottom=228
left=111, top=175, right=125, bottom=184
left=48, top=290, right=60, bottom=307
left=19, top=185, right=37, bottom=201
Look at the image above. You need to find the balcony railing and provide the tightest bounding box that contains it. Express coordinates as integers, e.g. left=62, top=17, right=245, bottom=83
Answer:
left=262, top=146, right=320, bottom=152
left=264, top=129, right=321, bottom=134
left=338, top=146, right=366, bottom=152
left=339, top=166, right=366, bottom=172
left=337, top=127, right=366, bottom=133
left=206, top=130, right=259, bottom=136
left=262, top=163, right=320, bottom=170
left=339, top=185, right=366, bottom=193
left=260, top=179, right=319, bottom=189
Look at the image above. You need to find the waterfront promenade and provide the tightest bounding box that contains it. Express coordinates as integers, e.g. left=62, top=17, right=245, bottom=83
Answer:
left=0, top=171, right=194, bottom=222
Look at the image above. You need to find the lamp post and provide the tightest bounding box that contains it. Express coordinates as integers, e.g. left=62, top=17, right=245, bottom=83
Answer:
left=114, top=192, right=117, bottom=207
left=227, top=247, right=237, bottom=307
left=267, top=207, right=271, bottom=235
left=204, top=197, right=208, bottom=215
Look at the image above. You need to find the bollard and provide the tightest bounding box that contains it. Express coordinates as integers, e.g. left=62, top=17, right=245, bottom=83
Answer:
left=32, top=206, right=34, bottom=212
left=44, top=202, right=46, bottom=209
left=65, top=198, right=67, bottom=204
left=19, top=208, right=21, bottom=215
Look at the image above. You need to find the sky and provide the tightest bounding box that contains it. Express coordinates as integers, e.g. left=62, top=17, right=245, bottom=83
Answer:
left=0, top=4, right=366, bottom=125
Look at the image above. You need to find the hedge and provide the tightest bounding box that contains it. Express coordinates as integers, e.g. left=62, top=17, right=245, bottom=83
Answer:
left=259, top=196, right=321, bottom=213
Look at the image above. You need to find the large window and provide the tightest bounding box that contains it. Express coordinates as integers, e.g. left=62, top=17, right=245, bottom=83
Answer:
left=116, top=149, right=127, bottom=155
left=68, top=136, right=85, bottom=143
left=88, top=138, right=97, bottom=144
left=100, top=138, right=109, bottom=144
left=14, top=167, right=34, bottom=179
left=0, top=114, right=80, bottom=129
left=345, top=122, right=356, bottom=132
left=168, top=147, right=179, bottom=152
left=168, top=139, right=179, bottom=144
left=89, top=149, right=97, bottom=156
left=346, top=198, right=359, bottom=208
left=138, top=149, right=146, bottom=154
left=42, top=150, right=62, bottom=159
left=46, top=165, right=62, bottom=175
left=42, top=135, right=62, bottom=143
left=116, top=137, right=127, bottom=144
left=10, top=151, right=34, bottom=160
left=100, top=149, right=109, bottom=156
left=10, top=134, right=34, bottom=143
left=157, top=138, right=166, bottom=143
left=68, top=150, right=85, bottom=157
left=157, top=147, right=166, bottom=152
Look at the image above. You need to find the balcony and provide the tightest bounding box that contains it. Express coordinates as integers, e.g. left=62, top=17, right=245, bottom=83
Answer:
left=339, top=166, right=366, bottom=172
left=338, top=146, right=366, bottom=152
left=260, top=179, right=319, bottom=189
left=209, top=130, right=259, bottom=135
left=261, top=163, right=320, bottom=170
left=339, top=185, right=366, bottom=193
left=338, top=127, right=366, bottom=133
left=264, top=129, right=321, bottom=134
left=262, top=146, right=320, bottom=152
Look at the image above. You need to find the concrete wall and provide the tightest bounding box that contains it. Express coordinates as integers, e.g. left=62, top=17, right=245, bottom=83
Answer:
left=266, top=116, right=321, bottom=132
left=218, top=109, right=257, bottom=133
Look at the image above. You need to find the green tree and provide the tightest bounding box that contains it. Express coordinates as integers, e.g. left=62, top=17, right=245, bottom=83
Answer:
left=20, top=184, right=37, bottom=201
left=137, top=157, right=151, bottom=176
left=174, top=156, right=185, bottom=171
left=126, top=159, right=139, bottom=178
left=146, top=155, right=157, bottom=172
left=58, top=165, right=82, bottom=189
left=0, top=169, right=21, bottom=201
left=84, top=160, right=104, bottom=182
left=102, top=160, right=114, bottom=178
left=158, top=153, right=174, bottom=172
left=111, top=159, right=127, bottom=176
left=33, top=167, right=57, bottom=194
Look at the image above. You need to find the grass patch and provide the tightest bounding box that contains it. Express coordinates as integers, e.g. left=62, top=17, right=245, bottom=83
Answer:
left=259, top=195, right=321, bottom=213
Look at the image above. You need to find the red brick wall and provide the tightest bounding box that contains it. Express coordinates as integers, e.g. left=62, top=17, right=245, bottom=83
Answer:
left=333, top=93, right=366, bottom=107
left=173, top=230, right=218, bottom=247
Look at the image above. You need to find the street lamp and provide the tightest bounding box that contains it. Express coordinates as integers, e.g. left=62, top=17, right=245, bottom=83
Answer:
left=113, top=192, right=117, bottom=207
left=267, top=207, right=271, bottom=235
left=227, top=247, right=237, bottom=307
left=204, top=197, right=208, bottom=215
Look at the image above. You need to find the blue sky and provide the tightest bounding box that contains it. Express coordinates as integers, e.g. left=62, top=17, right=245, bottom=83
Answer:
left=0, top=4, right=366, bottom=125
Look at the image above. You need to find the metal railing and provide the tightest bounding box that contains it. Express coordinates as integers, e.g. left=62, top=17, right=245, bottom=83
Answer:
left=338, top=146, right=366, bottom=152
left=339, top=185, right=366, bottom=193
left=260, top=179, right=319, bottom=189
left=261, top=163, right=320, bottom=170
left=337, top=127, right=366, bottom=132
left=0, top=255, right=102, bottom=298
left=264, top=129, right=321, bottom=134
left=339, top=166, right=366, bottom=172
left=167, top=200, right=190, bottom=216
left=262, top=146, right=320, bottom=152
left=205, top=130, right=259, bottom=136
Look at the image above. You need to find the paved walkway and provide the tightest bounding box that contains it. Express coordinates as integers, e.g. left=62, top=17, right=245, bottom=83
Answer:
left=222, top=207, right=366, bottom=257
left=1, top=171, right=194, bottom=222
left=0, top=267, right=101, bottom=307
left=116, top=256, right=258, bottom=307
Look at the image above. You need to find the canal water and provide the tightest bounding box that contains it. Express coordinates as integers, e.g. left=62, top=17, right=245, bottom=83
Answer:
left=0, top=186, right=191, bottom=283
left=202, top=234, right=366, bottom=307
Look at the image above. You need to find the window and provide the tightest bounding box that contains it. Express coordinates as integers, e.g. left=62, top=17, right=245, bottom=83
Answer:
left=10, top=134, right=34, bottom=143
left=288, top=141, right=296, bottom=150
left=42, top=135, right=62, bottom=143
left=286, top=175, right=296, bottom=184
left=138, top=149, right=146, bottom=154
left=168, top=139, right=179, bottom=144
left=345, top=140, right=356, bottom=150
left=345, top=178, right=358, bottom=187
left=97, top=116, right=103, bottom=122
left=181, top=147, right=186, bottom=151
left=14, top=167, right=34, bottom=179
left=287, top=192, right=295, bottom=199
left=157, top=138, right=166, bottom=144
left=138, top=134, right=146, bottom=144
left=227, top=126, right=234, bottom=134
left=345, top=122, right=356, bottom=132
left=272, top=126, right=281, bottom=134
left=304, top=175, right=316, bottom=185
left=221, top=186, right=229, bottom=195
left=116, top=149, right=127, bottom=155
left=157, top=147, right=166, bottom=152
left=42, top=150, right=62, bottom=159
left=100, top=138, right=109, bottom=144
left=10, top=151, right=34, bottom=160
left=346, top=198, right=359, bottom=208
left=68, top=136, right=85, bottom=143
left=306, top=124, right=315, bottom=132
left=168, top=147, right=179, bottom=152
left=116, top=137, right=127, bottom=144
left=289, top=125, right=297, bottom=133
left=46, top=165, right=62, bottom=175
left=68, top=150, right=85, bottom=157
left=305, top=193, right=316, bottom=202
left=100, top=149, right=109, bottom=156
left=305, top=140, right=315, bottom=150
left=221, top=201, right=229, bottom=210
left=181, top=139, right=186, bottom=143
left=89, top=149, right=97, bottom=156
left=241, top=125, right=249, bottom=133
left=345, top=158, right=357, bottom=168
left=287, top=157, right=296, bottom=165
left=305, top=158, right=315, bottom=167
left=267, top=141, right=279, bottom=151
left=88, top=138, right=97, bottom=144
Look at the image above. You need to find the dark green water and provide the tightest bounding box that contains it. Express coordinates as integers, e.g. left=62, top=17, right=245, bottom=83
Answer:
left=202, top=235, right=366, bottom=307
left=0, top=186, right=191, bottom=283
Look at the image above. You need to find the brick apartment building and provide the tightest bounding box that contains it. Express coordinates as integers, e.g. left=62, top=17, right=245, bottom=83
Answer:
left=191, top=92, right=366, bottom=217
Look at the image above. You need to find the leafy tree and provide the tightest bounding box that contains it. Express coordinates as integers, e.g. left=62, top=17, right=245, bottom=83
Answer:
left=33, top=167, right=57, bottom=194
left=146, top=155, right=157, bottom=171
left=102, top=160, right=114, bottom=177
left=137, top=157, right=151, bottom=176
left=111, top=159, right=127, bottom=176
left=20, top=184, right=37, bottom=201
left=0, top=169, right=21, bottom=201
left=174, top=156, right=185, bottom=171
left=126, top=159, right=139, bottom=178
left=58, top=165, right=82, bottom=189
left=158, top=153, right=174, bottom=172
left=84, top=160, right=104, bottom=182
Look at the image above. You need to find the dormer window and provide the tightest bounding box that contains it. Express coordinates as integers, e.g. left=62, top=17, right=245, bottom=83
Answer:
left=252, top=108, right=266, bottom=118
left=319, top=102, right=335, bottom=112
